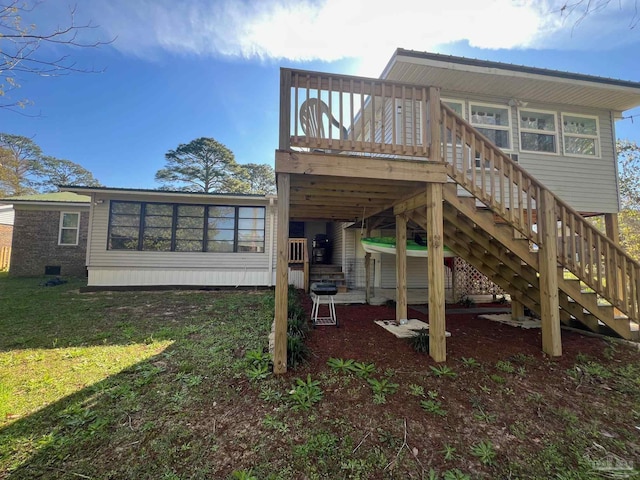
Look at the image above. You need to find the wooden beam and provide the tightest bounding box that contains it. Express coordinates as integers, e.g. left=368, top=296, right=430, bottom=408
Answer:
left=426, top=183, right=446, bottom=362
left=274, top=174, right=290, bottom=374
left=396, top=213, right=408, bottom=322
left=276, top=150, right=447, bottom=183
left=538, top=189, right=562, bottom=357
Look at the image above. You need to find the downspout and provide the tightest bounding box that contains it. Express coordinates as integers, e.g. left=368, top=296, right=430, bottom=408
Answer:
left=267, top=196, right=276, bottom=286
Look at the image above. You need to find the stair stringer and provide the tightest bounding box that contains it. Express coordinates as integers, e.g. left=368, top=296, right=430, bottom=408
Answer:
left=440, top=102, right=640, bottom=333
left=426, top=186, right=638, bottom=339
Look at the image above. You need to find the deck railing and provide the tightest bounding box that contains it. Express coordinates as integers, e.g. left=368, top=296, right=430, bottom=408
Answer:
left=280, top=68, right=435, bottom=158
left=288, top=238, right=309, bottom=292
left=441, top=103, right=640, bottom=321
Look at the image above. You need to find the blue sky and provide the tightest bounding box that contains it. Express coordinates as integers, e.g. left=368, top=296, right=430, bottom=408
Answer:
left=2, top=0, right=640, bottom=189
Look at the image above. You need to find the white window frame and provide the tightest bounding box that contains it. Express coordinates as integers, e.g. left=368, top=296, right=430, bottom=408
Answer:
left=442, top=98, right=465, bottom=146
left=59, top=212, right=80, bottom=246
left=441, top=98, right=465, bottom=119
left=561, top=112, right=601, bottom=158
left=469, top=101, right=513, bottom=151
left=518, top=108, right=559, bottom=155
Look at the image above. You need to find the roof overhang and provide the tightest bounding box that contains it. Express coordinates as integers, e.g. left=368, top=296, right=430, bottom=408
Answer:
left=62, top=186, right=275, bottom=204
left=381, top=49, right=640, bottom=112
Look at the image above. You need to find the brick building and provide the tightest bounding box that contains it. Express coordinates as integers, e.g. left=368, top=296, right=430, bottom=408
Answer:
left=0, top=192, right=90, bottom=277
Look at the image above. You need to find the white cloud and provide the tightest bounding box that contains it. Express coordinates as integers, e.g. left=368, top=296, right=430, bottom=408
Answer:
left=80, top=0, right=639, bottom=73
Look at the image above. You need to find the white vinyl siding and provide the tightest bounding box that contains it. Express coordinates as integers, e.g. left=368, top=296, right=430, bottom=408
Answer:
left=87, top=193, right=275, bottom=286
left=380, top=254, right=429, bottom=289
left=517, top=108, right=616, bottom=213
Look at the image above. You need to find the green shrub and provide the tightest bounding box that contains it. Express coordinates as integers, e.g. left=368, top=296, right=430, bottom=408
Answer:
left=287, top=335, right=309, bottom=369
left=408, top=329, right=430, bottom=353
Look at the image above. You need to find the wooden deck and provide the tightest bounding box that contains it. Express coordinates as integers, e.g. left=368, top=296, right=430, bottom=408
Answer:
left=273, top=67, right=640, bottom=373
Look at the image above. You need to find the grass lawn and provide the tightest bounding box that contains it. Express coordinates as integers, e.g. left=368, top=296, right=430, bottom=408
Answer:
left=1, top=272, right=640, bottom=479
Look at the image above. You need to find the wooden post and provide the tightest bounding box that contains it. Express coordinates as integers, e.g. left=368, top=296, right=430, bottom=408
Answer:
left=396, top=214, right=408, bottom=322
left=364, top=224, right=372, bottom=304
left=429, top=87, right=442, bottom=163
left=604, top=213, right=624, bottom=311
left=279, top=69, right=292, bottom=151
left=511, top=298, right=525, bottom=320
left=604, top=213, right=620, bottom=245
left=426, top=183, right=446, bottom=362
left=274, top=173, right=290, bottom=374
left=538, top=189, right=562, bottom=357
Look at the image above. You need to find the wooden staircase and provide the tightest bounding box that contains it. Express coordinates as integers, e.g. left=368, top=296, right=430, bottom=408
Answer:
left=407, top=103, right=640, bottom=341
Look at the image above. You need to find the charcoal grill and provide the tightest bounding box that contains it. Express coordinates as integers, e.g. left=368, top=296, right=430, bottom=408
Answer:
left=311, top=282, right=338, bottom=327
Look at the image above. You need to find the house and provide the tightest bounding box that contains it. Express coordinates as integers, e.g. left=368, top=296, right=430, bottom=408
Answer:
left=62, top=186, right=277, bottom=288
left=0, top=192, right=91, bottom=276
left=271, top=48, right=640, bottom=372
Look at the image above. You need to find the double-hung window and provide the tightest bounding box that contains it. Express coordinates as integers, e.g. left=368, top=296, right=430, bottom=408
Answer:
left=562, top=113, right=600, bottom=157
left=519, top=109, right=558, bottom=154
left=59, top=212, right=80, bottom=246
left=470, top=103, right=511, bottom=150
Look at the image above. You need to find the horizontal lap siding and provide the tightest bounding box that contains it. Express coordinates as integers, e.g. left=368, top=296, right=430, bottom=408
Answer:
left=518, top=109, right=617, bottom=213
left=87, top=194, right=275, bottom=286
left=442, top=93, right=618, bottom=213
left=380, top=254, right=429, bottom=289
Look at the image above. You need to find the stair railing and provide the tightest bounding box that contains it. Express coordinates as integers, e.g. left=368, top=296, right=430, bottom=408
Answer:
left=441, top=103, right=640, bottom=321
left=288, top=238, right=310, bottom=292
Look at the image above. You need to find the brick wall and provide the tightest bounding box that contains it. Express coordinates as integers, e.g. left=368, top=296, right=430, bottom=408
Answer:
left=0, top=224, right=12, bottom=249
left=10, top=209, right=88, bottom=277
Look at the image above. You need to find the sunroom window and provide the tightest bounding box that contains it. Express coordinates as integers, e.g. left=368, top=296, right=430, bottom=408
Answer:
left=470, top=103, right=511, bottom=150
left=562, top=114, right=600, bottom=157
left=519, top=109, right=558, bottom=154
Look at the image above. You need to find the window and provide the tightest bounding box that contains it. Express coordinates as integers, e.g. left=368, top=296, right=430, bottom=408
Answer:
left=562, top=113, right=600, bottom=157
left=59, top=212, right=80, bottom=246
left=470, top=102, right=511, bottom=150
left=442, top=99, right=464, bottom=144
left=108, top=201, right=265, bottom=253
left=519, top=109, right=558, bottom=154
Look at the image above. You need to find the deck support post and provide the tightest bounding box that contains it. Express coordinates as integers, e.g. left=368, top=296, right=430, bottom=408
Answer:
left=604, top=213, right=620, bottom=245
left=396, top=214, right=408, bottom=322
left=274, top=174, right=290, bottom=374
left=539, top=189, right=562, bottom=357
left=511, top=298, right=525, bottom=320
left=365, top=224, right=372, bottom=304
left=426, top=182, right=446, bottom=362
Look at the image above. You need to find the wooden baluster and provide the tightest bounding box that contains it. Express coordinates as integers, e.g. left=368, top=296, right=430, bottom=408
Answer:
left=508, top=163, right=514, bottom=225
left=442, top=107, right=449, bottom=165
left=422, top=87, right=429, bottom=156
left=569, top=213, right=576, bottom=272
left=349, top=79, right=355, bottom=148
left=391, top=84, right=396, bottom=151
left=526, top=178, right=533, bottom=237
left=470, top=134, right=477, bottom=195
left=517, top=170, right=524, bottom=232
left=380, top=82, right=386, bottom=152
left=498, top=155, right=505, bottom=216
left=338, top=78, right=344, bottom=149
left=595, top=235, right=603, bottom=294
left=480, top=141, right=486, bottom=197
left=489, top=149, right=496, bottom=208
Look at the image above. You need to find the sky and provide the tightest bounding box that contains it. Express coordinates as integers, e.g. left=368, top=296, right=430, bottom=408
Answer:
left=2, top=0, right=640, bottom=190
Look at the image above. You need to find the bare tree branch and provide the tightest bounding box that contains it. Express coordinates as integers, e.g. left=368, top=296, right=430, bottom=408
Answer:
left=0, top=1, right=114, bottom=110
